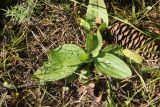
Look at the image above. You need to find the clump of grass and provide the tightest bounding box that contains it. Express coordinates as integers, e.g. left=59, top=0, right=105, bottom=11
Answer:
left=5, top=0, right=37, bottom=24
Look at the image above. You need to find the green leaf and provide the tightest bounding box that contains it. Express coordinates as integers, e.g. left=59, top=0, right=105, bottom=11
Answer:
left=122, top=49, right=142, bottom=64
left=94, top=53, right=132, bottom=79
left=86, top=33, right=94, bottom=52
left=102, top=44, right=120, bottom=53
left=102, top=45, right=124, bottom=57
left=91, top=30, right=103, bottom=57
left=80, top=18, right=91, bottom=30
left=48, top=44, right=89, bottom=66
left=86, top=0, right=108, bottom=26
left=34, top=61, right=78, bottom=82
left=86, top=30, right=103, bottom=57
left=98, top=22, right=106, bottom=32
left=33, top=44, right=90, bottom=82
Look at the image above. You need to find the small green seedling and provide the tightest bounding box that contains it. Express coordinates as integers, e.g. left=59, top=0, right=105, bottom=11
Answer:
left=33, top=27, right=132, bottom=82
left=33, top=0, right=135, bottom=83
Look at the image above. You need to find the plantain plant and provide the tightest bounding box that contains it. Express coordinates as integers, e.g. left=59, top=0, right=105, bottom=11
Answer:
left=33, top=0, right=138, bottom=83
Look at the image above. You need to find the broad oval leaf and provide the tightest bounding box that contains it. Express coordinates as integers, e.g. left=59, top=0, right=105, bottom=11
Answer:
left=48, top=44, right=89, bottom=66
left=122, top=49, right=142, bottom=64
left=94, top=53, right=132, bottom=79
left=34, top=61, right=78, bottom=82
left=86, top=0, right=108, bottom=26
